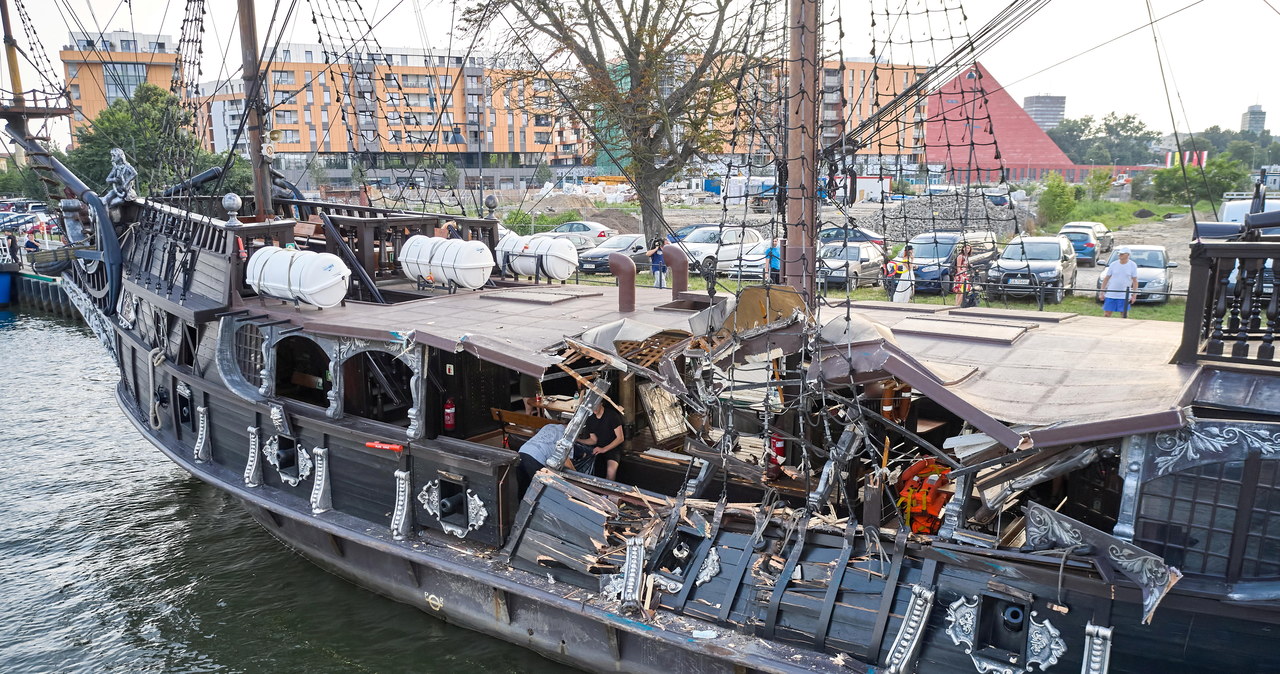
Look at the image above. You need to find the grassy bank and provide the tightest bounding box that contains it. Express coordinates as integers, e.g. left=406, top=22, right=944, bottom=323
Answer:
left=1044, top=200, right=1191, bottom=233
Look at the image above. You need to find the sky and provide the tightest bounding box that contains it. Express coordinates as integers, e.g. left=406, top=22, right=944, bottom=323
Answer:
left=10, top=0, right=1274, bottom=143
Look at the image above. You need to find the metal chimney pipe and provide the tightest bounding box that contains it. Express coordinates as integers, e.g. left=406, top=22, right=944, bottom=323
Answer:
left=662, top=244, right=688, bottom=299
left=609, top=252, right=636, bottom=313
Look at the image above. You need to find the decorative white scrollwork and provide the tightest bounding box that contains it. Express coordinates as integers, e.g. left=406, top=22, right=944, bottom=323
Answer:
left=946, top=594, right=1067, bottom=674
left=1152, top=423, right=1280, bottom=476
left=417, top=480, right=441, bottom=518
left=465, top=491, right=488, bottom=531
left=193, top=406, right=210, bottom=463
left=1025, top=505, right=1084, bottom=549
left=261, top=437, right=312, bottom=487
left=310, top=446, right=331, bottom=514
left=391, top=469, right=412, bottom=540
left=884, top=585, right=935, bottom=674
left=1080, top=623, right=1113, bottom=674
left=1108, top=544, right=1182, bottom=623
left=1026, top=612, right=1066, bottom=670
left=695, top=547, right=721, bottom=587
left=945, top=595, right=978, bottom=652
left=653, top=576, right=683, bottom=594
left=243, top=426, right=261, bottom=487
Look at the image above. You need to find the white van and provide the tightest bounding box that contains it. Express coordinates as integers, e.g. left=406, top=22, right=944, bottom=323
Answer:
left=1217, top=199, right=1280, bottom=223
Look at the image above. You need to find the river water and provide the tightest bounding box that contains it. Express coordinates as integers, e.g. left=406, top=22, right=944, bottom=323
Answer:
left=0, top=311, right=572, bottom=674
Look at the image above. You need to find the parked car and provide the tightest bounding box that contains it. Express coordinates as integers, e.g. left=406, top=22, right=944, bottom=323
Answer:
left=578, top=234, right=649, bottom=274
left=986, top=236, right=1078, bottom=304
left=897, top=230, right=999, bottom=294
left=668, top=224, right=713, bottom=242
left=1098, top=245, right=1177, bottom=304
left=679, top=226, right=764, bottom=272
left=817, top=242, right=885, bottom=288
left=1060, top=221, right=1112, bottom=253
left=816, top=226, right=884, bottom=247
left=1060, top=228, right=1100, bottom=267
left=550, top=231, right=601, bottom=253
left=532, top=220, right=618, bottom=242
left=718, top=240, right=770, bottom=279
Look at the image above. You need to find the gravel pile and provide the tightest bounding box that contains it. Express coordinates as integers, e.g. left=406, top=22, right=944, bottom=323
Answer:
left=848, top=194, right=1031, bottom=245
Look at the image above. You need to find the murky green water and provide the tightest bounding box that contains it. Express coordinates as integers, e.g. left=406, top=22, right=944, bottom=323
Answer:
left=0, top=310, right=573, bottom=673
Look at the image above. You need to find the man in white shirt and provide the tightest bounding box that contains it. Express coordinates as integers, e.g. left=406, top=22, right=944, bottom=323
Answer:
left=1098, top=246, right=1139, bottom=317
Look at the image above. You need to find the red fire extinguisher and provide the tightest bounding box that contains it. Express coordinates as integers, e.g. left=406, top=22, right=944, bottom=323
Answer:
left=443, top=397, right=457, bottom=431
left=766, top=432, right=786, bottom=481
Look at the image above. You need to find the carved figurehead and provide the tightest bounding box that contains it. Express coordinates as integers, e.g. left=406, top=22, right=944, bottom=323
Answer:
left=103, top=148, right=138, bottom=210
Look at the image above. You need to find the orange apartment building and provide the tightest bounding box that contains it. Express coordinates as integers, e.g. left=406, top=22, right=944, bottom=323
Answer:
left=60, top=31, right=181, bottom=146
left=197, top=43, right=588, bottom=191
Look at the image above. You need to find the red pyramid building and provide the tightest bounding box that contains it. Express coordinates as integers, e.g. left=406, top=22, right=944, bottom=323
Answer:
left=924, top=62, right=1072, bottom=180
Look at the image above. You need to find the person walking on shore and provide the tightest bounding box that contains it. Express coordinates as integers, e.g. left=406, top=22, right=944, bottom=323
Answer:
left=1098, top=246, right=1139, bottom=317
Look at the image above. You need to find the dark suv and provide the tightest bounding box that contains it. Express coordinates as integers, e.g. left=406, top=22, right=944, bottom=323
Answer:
left=901, top=230, right=999, bottom=293
left=986, top=236, right=1078, bottom=304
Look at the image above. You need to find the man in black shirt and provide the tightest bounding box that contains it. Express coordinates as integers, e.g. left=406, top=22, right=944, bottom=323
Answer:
left=581, top=400, right=624, bottom=481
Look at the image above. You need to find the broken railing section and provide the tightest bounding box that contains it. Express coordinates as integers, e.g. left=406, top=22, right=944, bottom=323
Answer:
left=1024, top=502, right=1181, bottom=624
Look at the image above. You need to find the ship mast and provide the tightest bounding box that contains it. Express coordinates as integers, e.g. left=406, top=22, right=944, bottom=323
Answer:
left=237, top=0, right=274, bottom=219
left=782, top=0, right=819, bottom=299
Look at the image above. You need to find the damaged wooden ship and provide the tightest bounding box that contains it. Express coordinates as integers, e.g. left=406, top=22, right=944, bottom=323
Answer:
left=12, top=0, right=1280, bottom=672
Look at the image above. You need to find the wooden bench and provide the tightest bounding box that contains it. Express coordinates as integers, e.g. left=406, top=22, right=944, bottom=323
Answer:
left=490, top=408, right=559, bottom=448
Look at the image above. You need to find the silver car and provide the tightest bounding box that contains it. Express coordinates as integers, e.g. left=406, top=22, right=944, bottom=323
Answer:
left=818, top=242, right=885, bottom=288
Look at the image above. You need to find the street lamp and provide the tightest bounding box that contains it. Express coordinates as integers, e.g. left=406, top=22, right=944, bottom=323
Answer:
left=451, top=123, right=495, bottom=218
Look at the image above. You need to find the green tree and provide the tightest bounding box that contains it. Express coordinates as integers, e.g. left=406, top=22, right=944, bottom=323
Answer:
left=891, top=179, right=913, bottom=194
left=474, top=0, right=767, bottom=243
left=1084, top=168, right=1113, bottom=201
left=443, top=161, right=460, bottom=189
left=531, top=161, right=553, bottom=186
left=1224, top=140, right=1261, bottom=168
left=1037, top=171, right=1075, bottom=226
left=1047, top=113, right=1159, bottom=165
left=1267, top=142, right=1280, bottom=165
left=65, top=83, right=212, bottom=195
left=1083, top=141, right=1111, bottom=165
left=1047, top=116, right=1094, bottom=163
left=1152, top=156, right=1250, bottom=204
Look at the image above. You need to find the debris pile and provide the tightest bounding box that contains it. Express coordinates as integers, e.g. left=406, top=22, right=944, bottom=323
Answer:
left=849, top=194, right=1030, bottom=244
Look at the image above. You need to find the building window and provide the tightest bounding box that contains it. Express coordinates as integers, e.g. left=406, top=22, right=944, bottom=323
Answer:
left=281, top=129, right=301, bottom=144
left=76, top=39, right=94, bottom=50
left=306, top=88, right=313, bottom=104
left=275, top=110, right=298, bottom=124
left=304, top=109, right=312, bottom=124
left=121, top=39, right=137, bottom=51
left=466, top=94, right=482, bottom=107
left=73, top=109, right=84, bottom=122
left=439, top=75, right=452, bottom=90
left=323, top=89, right=331, bottom=104
left=534, top=132, right=551, bottom=144
left=271, top=70, right=294, bottom=85
left=441, top=95, right=452, bottom=108
left=70, top=84, right=80, bottom=100
left=305, top=50, right=313, bottom=62
left=466, top=75, right=481, bottom=87
left=534, top=114, right=551, bottom=127
left=1136, top=462, right=1242, bottom=577
left=104, top=63, right=147, bottom=103
left=147, top=42, right=165, bottom=52
left=309, top=128, right=317, bottom=144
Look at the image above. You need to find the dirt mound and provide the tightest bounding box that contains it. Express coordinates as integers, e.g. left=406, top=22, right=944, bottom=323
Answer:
left=849, top=194, right=1030, bottom=244
left=1132, top=208, right=1155, bottom=219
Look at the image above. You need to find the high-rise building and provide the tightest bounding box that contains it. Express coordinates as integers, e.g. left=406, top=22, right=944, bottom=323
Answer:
left=1242, top=104, right=1267, bottom=134
left=1022, top=95, right=1066, bottom=131
left=194, top=42, right=587, bottom=191
left=60, top=31, right=181, bottom=146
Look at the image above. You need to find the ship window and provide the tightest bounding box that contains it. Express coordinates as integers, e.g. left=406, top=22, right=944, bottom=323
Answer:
left=1135, top=461, right=1243, bottom=577
left=274, top=336, right=332, bottom=407
left=234, top=324, right=264, bottom=388
left=1241, top=459, right=1280, bottom=579
left=342, top=351, right=414, bottom=426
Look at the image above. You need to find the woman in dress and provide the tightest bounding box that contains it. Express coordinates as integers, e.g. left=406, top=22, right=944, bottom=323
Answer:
left=892, top=244, right=914, bottom=303
left=953, top=243, right=973, bottom=306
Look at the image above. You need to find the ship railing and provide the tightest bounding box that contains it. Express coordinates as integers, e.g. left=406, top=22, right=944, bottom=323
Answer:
left=1175, top=239, right=1280, bottom=365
